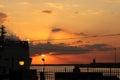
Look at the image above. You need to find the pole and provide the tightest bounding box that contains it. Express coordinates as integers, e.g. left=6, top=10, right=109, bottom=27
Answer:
left=115, top=48, right=117, bottom=64
left=41, top=54, right=45, bottom=72
left=43, top=59, right=45, bottom=72
left=41, top=56, right=45, bottom=80
left=41, top=54, right=46, bottom=80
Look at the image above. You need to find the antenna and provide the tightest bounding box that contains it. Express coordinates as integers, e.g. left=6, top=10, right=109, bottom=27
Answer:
left=115, top=48, right=117, bottom=64
left=0, top=25, right=6, bottom=42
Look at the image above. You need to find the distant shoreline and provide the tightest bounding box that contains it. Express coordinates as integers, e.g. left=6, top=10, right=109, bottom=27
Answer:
left=31, top=62, right=120, bottom=68
left=31, top=64, right=81, bottom=66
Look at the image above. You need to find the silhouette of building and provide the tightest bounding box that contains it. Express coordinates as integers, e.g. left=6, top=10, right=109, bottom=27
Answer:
left=0, top=25, right=31, bottom=74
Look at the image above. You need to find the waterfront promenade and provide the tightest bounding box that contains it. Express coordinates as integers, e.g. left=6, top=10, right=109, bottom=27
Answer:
left=31, top=63, right=120, bottom=80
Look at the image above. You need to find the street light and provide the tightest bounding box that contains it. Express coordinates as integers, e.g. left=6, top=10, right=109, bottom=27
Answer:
left=41, top=54, right=45, bottom=72
left=19, top=60, right=25, bottom=70
left=19, top=61, right=25, bottom=66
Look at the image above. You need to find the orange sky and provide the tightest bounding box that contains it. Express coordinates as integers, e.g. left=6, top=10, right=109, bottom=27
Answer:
left=0, top=0, right=120, bottom=64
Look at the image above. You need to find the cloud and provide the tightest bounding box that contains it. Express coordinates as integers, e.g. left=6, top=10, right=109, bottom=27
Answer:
left=74, top=32, right=88, bottom=36
left=105, top=0, right=120, bottom=2
left=0, top=12, right=8, bottom=24
left=74, top=40, right=84, bottom=44
left=88, top=33, right=120, bottom=38
left=42, top=10, right=53, bottom=14
left=80, top=10, right=104, bottom=15
left=30, top=43, right=111, bottom=55
left=18, top=2, right=32, bottom=6
left=84, top=44, right=110, bottom=51
left=51, top=27, right=120, bottom=40
left=45, top=2, right=63, bottom=9
left=51, top=27, right=88, bottom=37
left=51, top=27, right=63, bottom=32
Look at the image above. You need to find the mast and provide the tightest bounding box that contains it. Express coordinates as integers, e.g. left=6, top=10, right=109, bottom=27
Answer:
left=0, top=25, right=6, bottom=42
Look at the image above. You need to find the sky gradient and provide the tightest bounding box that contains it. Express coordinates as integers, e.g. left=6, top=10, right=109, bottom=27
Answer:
left=0, top=0, right=120, bottom=64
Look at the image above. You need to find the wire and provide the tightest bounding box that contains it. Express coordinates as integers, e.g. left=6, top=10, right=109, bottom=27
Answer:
left=28, top=34, right=120, bottom=42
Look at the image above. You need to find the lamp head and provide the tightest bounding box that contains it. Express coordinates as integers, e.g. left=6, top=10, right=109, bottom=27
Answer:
left=41, top=54, right=45, bottom=61
left=19, top=60, right=25, bottom=66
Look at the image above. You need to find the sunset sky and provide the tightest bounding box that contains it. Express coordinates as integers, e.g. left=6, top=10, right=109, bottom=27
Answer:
left=0, top=0, right=120, bottom=64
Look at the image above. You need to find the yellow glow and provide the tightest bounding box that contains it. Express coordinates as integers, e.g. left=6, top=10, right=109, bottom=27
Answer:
left=31, top=54, right=67, bottom=64
left=41, top=54, right=45, bottom=57
left=41, top=54, right=45, bottom=61
left=19, top=61, right=25, bottom=66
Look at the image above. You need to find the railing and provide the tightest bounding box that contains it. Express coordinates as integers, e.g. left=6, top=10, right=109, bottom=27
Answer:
left=30, top=64, right=120, bottom=80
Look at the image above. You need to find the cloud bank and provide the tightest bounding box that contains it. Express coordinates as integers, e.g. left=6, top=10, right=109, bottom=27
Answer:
left=30, top=43, right=111, bottom=55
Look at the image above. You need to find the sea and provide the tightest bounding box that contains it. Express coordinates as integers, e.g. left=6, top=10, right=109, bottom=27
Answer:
left=30, top=64, right=120, bottom=80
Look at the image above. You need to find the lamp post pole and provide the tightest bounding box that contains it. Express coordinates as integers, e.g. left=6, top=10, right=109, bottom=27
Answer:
left=41, top=54, right=45, bottom=80
left=41, top=54, right=45, bottom=72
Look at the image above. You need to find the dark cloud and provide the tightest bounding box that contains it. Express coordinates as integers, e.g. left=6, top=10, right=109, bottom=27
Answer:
left=42, top=10, right=53, bottom=14
left=51, top=27, right=120, bottom=38
left=101, top=34, right=120, bottom=37
left=71, top=40, right=84, bottom=45
left=0, top=12, right=7, bottom=24
left=84, top=44, right=110, bottom=51
left=30, top=43, right=111, bottom=55
left=76, top=40, right=83, bottom=43
left=74, top=11, right=79, bottom=14
left=74, top=32, right=88, bottom=36
left=87, top=33, right=120, bottom=38
left=52, top=28, right=63, bottom=32
left=51, top=27, right=88, bottom=37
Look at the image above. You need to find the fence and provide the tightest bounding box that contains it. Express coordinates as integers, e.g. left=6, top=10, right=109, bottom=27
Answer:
left=30, top=63, right=120, bottom=80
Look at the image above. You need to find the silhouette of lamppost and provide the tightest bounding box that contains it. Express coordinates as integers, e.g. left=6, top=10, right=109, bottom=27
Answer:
left=18, top=60, right=25, bottom=80
left=41, top=54, right=45, bottom=72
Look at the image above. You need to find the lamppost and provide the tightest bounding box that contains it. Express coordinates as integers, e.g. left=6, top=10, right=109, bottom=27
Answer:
left=41, top=54, right=45, bottom=72
left=18, top=60, right=25, bottom=80
left=40, top=54, right=45, bottom=80
left=19, top=60, right=25, bottom=69
left=19, top=60, right=25, bottom=66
